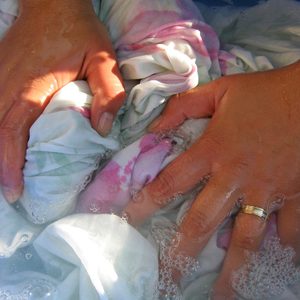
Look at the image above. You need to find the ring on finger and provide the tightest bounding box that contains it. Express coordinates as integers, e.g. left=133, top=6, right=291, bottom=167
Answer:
left=240, top=204, right=268, bottom=221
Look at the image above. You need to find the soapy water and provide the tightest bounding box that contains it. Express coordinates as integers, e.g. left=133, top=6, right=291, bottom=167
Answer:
left=232, top=237, right=300, bottom=299
left=153, top=192, right=185, bottom=208
left=4, top=131, right=300, bottom=300
left=0, top=279, right=56, bottom=300
left=156, top=129, right=192, bottom=156
left=3, top=208, right=300, bottom=300
left=75, top=150, right=113, bottom=194
left=22, top=150, right=116, bottom=225
left=152, top=218, right=300, bottom=300
left=151, top=222, right=201, bottom=299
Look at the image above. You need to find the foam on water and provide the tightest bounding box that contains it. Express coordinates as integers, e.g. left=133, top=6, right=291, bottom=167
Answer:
left=0, top=279, right=56, bottom=300
left=151, top=222, right=201, bottom=299
left=232, top=237, right=300, bottom=299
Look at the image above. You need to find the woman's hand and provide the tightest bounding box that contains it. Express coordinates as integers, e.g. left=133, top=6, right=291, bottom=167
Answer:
left=0, top=0, right=125, bottom=202
left=123, top=61, right=300, bottom=298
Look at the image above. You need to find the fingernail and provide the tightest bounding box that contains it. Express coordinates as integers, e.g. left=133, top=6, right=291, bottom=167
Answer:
left=97, top=112, right=114, bottom=136
left=2, top=186, right=20, bottom=203
left=148, top=116, right=162, bottom=131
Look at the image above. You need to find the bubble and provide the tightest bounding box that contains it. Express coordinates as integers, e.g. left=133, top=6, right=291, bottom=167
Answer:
left=21, top=234, right=30, bottom=243
left=102, top=149, right=113, bottom=161
left=151, top=222, right=200, bottom=299
left=25, top=253, right=33, bottom=260
left=30, top=211, right=46, bottom=224
left=76, top=173, right=93, bottom=193
left=28, top=285, right=52, bottom=299
left=28, top=202, right=47, bottom=224
left=0, top=290, right=10, bottom=300
left=89, top=202, right=102, bottom=213
left=154, top=193, right=184, bottom=207
left=120, top=212, right=130, bottom=223
left=200, top=174, right=210, bottom=186
left=75, top=150, right=114, bottom=194
left=130, top=189, right=142, bottom=203
left=232, top=237, right=300, bottom=299
left=0, top=279, right=56, bottom=300
left=156, top=128, right=192, bottom=156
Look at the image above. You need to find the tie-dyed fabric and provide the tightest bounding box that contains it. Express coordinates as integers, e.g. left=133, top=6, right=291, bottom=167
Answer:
left=1, top=0, right=300, bottom=299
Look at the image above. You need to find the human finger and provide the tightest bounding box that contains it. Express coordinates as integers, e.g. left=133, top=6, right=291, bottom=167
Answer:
left=163, top=171, right=244, bottom=266
left=212, top=190, right=280, bottom=299
left=0, top=84, right=52, bottom=202
left=123, top=137, right=214, bottom=226
left=149, top=79, right=227, bottom=132
left=87, top=24, right=125, bottom=136
left=277, top=196, right=300, bottom=263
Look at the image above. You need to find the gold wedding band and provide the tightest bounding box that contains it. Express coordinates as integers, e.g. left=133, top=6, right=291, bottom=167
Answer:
left=241, top=205, right=268, bottom=221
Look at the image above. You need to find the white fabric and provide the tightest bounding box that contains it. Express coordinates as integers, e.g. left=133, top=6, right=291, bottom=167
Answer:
left=197, top=0, right=300, bottom=67
left=19, top=81, right=120, bottom=224
left=0, top=0, right=17, bottom=15
left=0, top=213, right=159, bottom=300
left=0, top=0, right=300, bottom=299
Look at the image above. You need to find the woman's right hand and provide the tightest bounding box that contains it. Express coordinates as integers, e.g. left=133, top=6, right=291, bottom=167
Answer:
left=0, top=0, right=125, bottom=203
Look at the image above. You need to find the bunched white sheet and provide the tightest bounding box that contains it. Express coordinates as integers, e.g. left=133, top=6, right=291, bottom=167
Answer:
left=0, top=0, right=300, bottom=299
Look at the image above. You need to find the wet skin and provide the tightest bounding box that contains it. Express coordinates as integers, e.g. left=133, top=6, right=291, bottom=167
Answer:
left=123, top=60, right=300, bottom=298
left=1, top=1, right=300, bottom=297
left=0, top=0, right=125, bottom=202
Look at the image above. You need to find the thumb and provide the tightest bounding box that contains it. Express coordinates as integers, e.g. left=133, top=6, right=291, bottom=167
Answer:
left=149, top=79, right=226, bottom=133
left=87, top=43, right=125, bottom=136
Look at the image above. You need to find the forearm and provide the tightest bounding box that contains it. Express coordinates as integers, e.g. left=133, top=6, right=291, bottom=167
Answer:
left=19, top=0, right=95, bottom=17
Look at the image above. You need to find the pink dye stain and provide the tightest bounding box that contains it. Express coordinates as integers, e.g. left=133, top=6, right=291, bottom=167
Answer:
left=77, top=134, right=173, bottom=215
left=77, top=161, right=124, bottom=214
left=139, top=133, right=159, bottom=152
left=118, top=10, right=182, bottom=47
left=120, top=175, right=127, bottom=183
left=131, top=138, right=172, bottom=191
left=124, top=158, right=136, bottom=175
left=69, top=106, right=91, bottom=118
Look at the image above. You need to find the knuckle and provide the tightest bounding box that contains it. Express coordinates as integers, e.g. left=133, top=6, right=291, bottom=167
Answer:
left=175, top=152, right=194, bottom=170
left=151, top=169, right=176, bottom=201
left=0, top=111, right=31, bottom=134
left=231, top=157, right=250, bottom=173
left=233, top=234, right=256, bottom=251
left=0, top=126, right=17, bottom=138
left=0, top=125, right=27, bottom=152
left=18, top=73, right=58, bottom=100
left=185, top=207, right=214, bottom=237
left=221, top=158, right=250, bottom=180
left=232, top=216, right=263, bottom=250
left=200, top=133, right=223, bottom=156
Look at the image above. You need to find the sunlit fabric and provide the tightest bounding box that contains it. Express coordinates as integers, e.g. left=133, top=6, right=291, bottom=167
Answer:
left=0, top=0, right=300, bottom=299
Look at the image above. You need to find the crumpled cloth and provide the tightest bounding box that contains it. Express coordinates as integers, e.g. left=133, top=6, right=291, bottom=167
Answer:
left=0, top=0, right=17, bottom=39
left=0, top=212, right=159, bottom=300
left=19, top=81, right=120, bottom=224
left=77, top=133, right=172, bottom=215
left=1, top=0, right=300, bottom=299
left=100, top=0, right=274, bottom=143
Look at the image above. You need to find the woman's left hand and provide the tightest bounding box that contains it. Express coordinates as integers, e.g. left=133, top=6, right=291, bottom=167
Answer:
left=123, top=61, right=300, bottom=298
